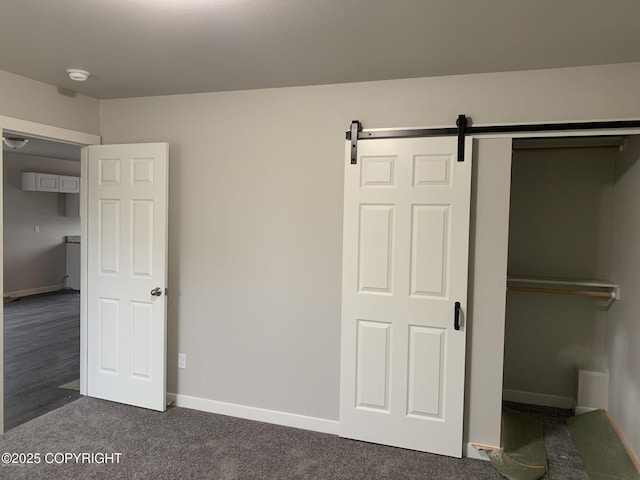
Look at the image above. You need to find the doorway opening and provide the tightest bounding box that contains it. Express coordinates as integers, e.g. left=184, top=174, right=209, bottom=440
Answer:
left=500, top=134, right=640, bottom=477
left=2, top=133, right=82, bottom=430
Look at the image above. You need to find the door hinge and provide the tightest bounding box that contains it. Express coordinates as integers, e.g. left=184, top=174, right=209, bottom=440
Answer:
left=164, top=288, right=169, bottom=296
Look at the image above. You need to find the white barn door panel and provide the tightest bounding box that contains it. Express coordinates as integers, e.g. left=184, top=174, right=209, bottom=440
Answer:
left=86, top=143, right=169, bottom=411
left=340, top=136, right=472, bottom=457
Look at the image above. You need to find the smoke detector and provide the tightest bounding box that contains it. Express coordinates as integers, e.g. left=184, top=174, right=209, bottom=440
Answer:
left=67, top=69, right=90, bottom=82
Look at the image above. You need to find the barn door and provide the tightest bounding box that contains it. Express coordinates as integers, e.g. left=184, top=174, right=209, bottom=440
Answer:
left=339, top=136, right=472, bottom=457
left=86, top=143, right=169, bottom=411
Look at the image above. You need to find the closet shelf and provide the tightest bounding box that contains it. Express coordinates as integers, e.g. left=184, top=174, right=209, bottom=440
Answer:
left=507, top=275, right=620, bottom=300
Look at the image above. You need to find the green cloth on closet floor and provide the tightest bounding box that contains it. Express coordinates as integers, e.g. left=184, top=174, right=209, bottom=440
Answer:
left=567, top=409, right=640, bottom=480
left=58, top=379, right=80, bottom=391
left=488, top=407, right=547, bottom=480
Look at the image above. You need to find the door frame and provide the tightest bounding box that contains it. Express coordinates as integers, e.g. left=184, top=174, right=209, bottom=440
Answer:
left=0, top=114, right=100, bottom=433
left=468, top=126, right=640, bottom=458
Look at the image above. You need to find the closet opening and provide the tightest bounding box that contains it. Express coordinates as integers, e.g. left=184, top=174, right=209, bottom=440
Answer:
left=498, top=133, right=640, bottom=477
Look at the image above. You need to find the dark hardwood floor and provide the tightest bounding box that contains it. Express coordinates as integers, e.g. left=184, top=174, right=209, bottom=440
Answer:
left=4, top=290, right=81, bottom=431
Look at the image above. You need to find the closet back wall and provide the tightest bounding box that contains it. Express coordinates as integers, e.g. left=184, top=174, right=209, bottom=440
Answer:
left=504, top=149, right=615, bottom=401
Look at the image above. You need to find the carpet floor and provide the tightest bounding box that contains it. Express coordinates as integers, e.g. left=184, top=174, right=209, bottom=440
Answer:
left=0, top=397, right=504, bottom=480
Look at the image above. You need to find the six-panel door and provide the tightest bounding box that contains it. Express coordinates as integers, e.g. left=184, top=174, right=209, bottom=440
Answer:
left=86, top=143, right=169, bottom=411
left=340, top=136, right=472, bottom=457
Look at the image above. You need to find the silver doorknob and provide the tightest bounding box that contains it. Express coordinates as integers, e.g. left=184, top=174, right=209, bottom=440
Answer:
left=150, top=287, right=162, bottom=297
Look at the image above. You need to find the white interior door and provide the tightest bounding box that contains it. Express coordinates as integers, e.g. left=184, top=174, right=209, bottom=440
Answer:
left=340, top=136, right=472, bottom=457
left=86, top=143, right=169, bottom=411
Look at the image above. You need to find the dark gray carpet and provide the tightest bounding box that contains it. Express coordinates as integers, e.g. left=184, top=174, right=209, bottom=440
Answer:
left=0, top=294, right=585, bottom=480
left=4, top=290, right=81, bottom=430
left=0, top=397, right=503, bottom=480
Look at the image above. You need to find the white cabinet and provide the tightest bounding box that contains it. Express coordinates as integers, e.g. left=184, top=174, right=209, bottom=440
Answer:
left=66, top=193, right=80, bottom=217
left=59, top=175, right=80, bottom=193
left=22, top=172, right=59, bottom=192
left=22, top=172, right=79, bottom=193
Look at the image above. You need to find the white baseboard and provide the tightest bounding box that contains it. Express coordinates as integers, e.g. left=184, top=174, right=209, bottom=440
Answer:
left=4, top=284, right=64, bottom=298
left=503, top=389, right=575, bottom=409
left=167, top=393, right=502, bottom=460
left=167, top=393, right=339, bottom=435
left=604, top=410, right=640, bottom=473
left=575, top=406, right=598, bottom=415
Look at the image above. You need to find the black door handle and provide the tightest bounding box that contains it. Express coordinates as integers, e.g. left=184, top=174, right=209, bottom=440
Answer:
left=454, top=302, right=461, bottom=330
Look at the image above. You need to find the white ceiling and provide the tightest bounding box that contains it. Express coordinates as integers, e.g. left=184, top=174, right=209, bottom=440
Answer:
left=1, top=0, right=640, bottom=100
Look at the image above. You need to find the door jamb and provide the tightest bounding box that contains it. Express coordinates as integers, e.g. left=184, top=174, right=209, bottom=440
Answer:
left=476, top=126, right=640, bottom=457
left=0, top=114, right=100, bottom=434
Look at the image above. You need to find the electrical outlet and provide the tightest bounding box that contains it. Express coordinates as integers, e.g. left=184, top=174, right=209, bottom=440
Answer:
left=178, top=353, right=186, bottom=369
left=34, top=225, right=40, bottom=233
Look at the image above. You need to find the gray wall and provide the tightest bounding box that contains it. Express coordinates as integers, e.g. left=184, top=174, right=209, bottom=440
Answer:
left=504, top=150, right=615, bottom=400
left=0, top=69, right=99, bottom=135
left=609, top=136, right=640, bottom=457
left=100, top=62, right=640, bottom=452
left=3, top=153, right=81, bottom=294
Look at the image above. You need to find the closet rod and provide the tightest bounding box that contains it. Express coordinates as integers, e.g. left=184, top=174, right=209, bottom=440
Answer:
left=513, top=145, right=622, bottom=154
left=507, top=286, right=613, bottom=298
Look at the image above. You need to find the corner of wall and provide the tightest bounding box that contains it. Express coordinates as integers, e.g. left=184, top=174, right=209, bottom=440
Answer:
left=608, top=135, right=640, bottom=459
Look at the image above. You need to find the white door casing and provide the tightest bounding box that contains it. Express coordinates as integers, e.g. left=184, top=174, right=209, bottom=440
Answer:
left=86, top=143, right=169, bottom=411
left=339, top=136, right=472, bottom=457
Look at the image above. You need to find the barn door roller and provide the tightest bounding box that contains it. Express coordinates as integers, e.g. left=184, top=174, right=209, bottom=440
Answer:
left=349, top=120, right=362, bottom=164
left=456, top=114, right=467, bottom=163
left=346, top=115, right=640, bottom=165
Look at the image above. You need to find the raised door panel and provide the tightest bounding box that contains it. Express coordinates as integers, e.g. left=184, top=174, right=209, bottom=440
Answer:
left=358, top=205, right=394, bottom=294
left=407, top=326, right=446, bottom=419
left=98, top=298, right=120, bottom=374
left=131, top=200, right=154, bottom=278
left=99, top=158, right=122, bottom=186
left=99, top=200, right=121, bottom=276
left=130, top=302, right=153, bottom=380
left=410, top=205, right=449, bottom=298
left=356, top=320, right=391, bottom=411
